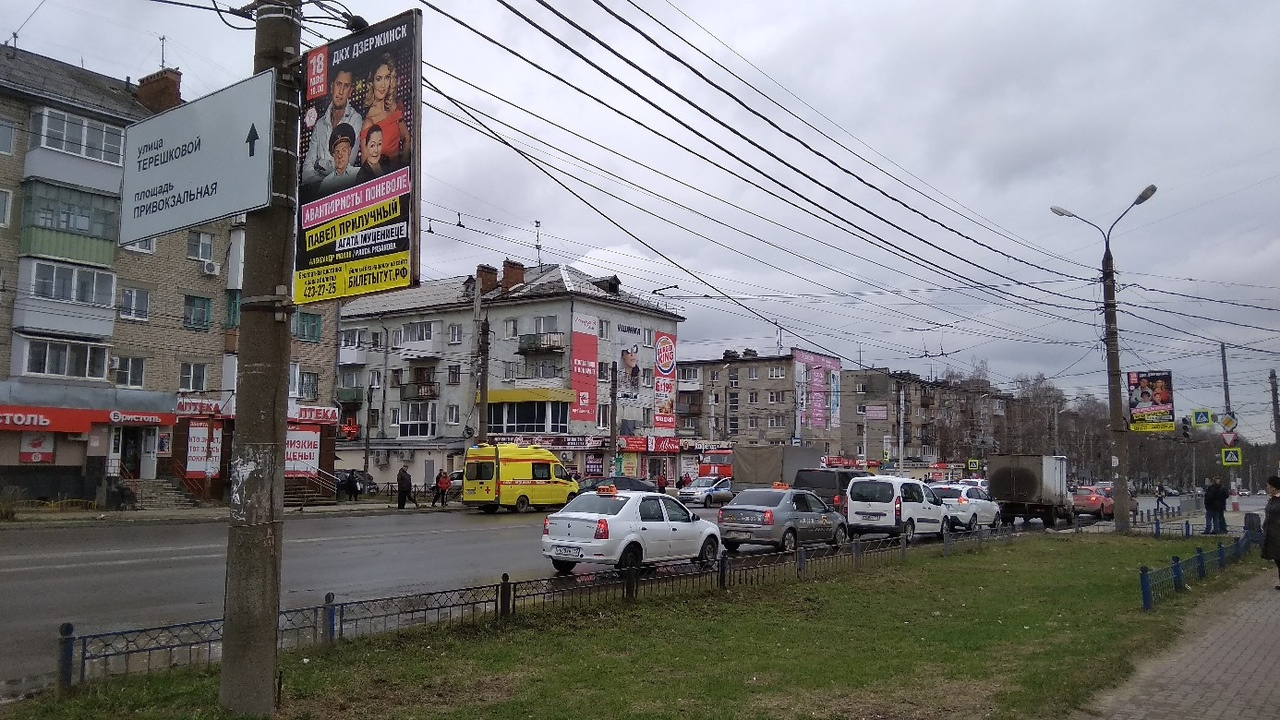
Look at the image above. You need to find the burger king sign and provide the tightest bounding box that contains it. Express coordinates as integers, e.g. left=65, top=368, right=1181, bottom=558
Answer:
left=653, top=332, right=677, bottom=429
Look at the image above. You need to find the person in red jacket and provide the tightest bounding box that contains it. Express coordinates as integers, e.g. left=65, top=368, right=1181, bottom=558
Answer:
left=432, top=469, right=452, bottom=507
left=656, top=473, right=668, bottom=495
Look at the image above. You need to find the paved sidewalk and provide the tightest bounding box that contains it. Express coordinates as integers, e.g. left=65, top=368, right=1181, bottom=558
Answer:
left=1075, top=565, right=1280, bottom=720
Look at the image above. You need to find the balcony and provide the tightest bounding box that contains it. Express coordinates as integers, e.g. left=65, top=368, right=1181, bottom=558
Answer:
left=337, top=386, right=366, bottom=404
left=919, top=390, right=935, bottom=407
left=12, top=294, right=114, bottom=339
left=516, top=332, right=565, bottom=354
left=675, top=402, right=701, bottom=416
left=399, top=381, right=440, bottom=401
left=21, top=226, right=116, bottom=267
left=503, top=362, right=564, bottom=380
left=338, top=345, right=368, bottom=365
left=225, top=328, right=238, bottom=353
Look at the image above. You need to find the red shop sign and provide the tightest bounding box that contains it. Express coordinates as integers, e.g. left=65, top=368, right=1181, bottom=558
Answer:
left=0, top=406, right=177, bottom=433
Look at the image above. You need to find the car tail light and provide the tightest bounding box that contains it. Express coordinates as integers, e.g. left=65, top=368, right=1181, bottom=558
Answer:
left=543, top=517, right=550, bottom=535
left=833, top=494, right=843, bottom=509
left=763, top=509, right=774, bottom=526
left=717, top=508, right=724, bottom=523
left=957, top=496, right=968, bottom=504
left=594, top=518, right=609, bottom=540
left=894, top=496, right=902, bottom=524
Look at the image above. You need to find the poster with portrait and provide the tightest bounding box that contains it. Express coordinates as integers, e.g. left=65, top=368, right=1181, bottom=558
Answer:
left=1127, top=369, right=1175, bottom=433
left=295, top=10, right=422, bottom=303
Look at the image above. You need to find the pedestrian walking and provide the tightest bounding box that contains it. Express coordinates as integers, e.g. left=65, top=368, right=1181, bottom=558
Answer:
left=656, top=473, right=668, bottom=495
left=679, top=473, right=691, bottom=490
left=1203, top=477, right=1229, bottom=534
left=1155, top=483, right=1172, bottom=512
left=431, top=469, right=448, bottom=507
left=345, top=471, right=359, bottom=502
left=1259, top=476, right=1280, bottom=590
left=396, top=465, right=417, bottom=509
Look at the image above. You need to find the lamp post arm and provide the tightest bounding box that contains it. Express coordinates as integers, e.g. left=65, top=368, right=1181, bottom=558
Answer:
left=1105, top=202, right=1140, bottom=245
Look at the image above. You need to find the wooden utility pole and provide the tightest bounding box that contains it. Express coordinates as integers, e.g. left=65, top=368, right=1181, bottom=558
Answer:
left=220, top=1, right=299, bottom=714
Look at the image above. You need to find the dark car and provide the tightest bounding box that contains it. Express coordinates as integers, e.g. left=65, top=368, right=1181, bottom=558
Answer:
left=792, top=468, right=872, bottom=513
left=577, top=476, right=658, bottom=493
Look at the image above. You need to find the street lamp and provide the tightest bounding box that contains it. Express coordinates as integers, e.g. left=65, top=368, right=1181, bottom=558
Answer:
left=1050, top=184, right=1157, bottom=533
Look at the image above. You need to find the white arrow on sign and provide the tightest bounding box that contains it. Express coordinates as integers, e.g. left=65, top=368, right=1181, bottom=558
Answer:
left=1221, top=432, right=1238, bottom=446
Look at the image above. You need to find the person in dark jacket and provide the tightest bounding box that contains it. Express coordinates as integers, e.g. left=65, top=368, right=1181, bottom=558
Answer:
left=1261, top=476, right=1280, bottom=590
left=1203, top=477, right=1229, bottom=534
left=396, top=465, right=417, bottom=510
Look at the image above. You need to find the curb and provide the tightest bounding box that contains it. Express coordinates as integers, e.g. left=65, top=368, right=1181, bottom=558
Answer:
left=0, top=502, right=473, bottom=530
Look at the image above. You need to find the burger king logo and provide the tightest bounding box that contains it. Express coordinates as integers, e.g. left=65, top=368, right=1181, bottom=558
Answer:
left=654, top=334, right=676, bottom=375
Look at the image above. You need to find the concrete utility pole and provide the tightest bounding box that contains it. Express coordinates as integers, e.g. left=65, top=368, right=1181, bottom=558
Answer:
left=609, top=361, right=619, bottom=475
left=1270, top=369, right=1279, bottom=448
left=896, top=381, right=905, bottom=465
left=476, top=317, right=490, bottom=444
left=1221, top=342, right=1232, bottom=416
left=220, top=1, right=300, bottom=714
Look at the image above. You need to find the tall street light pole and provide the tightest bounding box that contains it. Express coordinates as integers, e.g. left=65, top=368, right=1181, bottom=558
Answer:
left=1050, top=184, right=1157, bottom=534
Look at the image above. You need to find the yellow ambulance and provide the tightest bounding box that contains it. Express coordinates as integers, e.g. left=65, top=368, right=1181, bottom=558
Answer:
left=462, top=443, right=580, bottom=513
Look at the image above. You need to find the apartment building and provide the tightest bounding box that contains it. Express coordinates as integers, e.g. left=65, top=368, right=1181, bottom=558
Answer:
left=336, top=260, right=683, bottom=486
left=675, top=348, right=842, bottom=462
left=0, top=48, right=336, bottom=504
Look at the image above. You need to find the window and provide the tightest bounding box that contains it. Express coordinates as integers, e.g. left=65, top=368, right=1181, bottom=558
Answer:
left=26, top=339, right=108, bottom=379
left=534, top=315, right=558, bottom=333
left=122, top=236, right=154, bottom=253
left=32, top=108, right=123, bottom=164
left=340, top=370, right=359, bottom=388
left=597, top=404, right=610, bottom=429
left=748, top=367, right=759, bottom=380
left=728, top=370, right=739, bottom=388
left=642, top=368, right=653, bottom=388
left=597, top=362, right=609, bottom=382
left=678, top=367, right=698, bottom=381
left=403, top=321, right=432, bottom=342
left=448, top=323, right=463, bottom=344
left=643, top=407, right=653, bottom=427
left=853, top=382, right=868, bottom=393
left=503, top=318, right=518, bottom=338
left=368, top=369, right=382, bottom=388
left=711, top=391, right=720, bottom=405
left=225, top=290, right=240, bottom=328
left=0, top=189, right=10, bottom=227
left=728, top=392, right=739, bottom=412
left=24, top=182, right=119, bottom=241
left=180, top=362, right=208, bottom=391
left=298, top=372, right=319, bottom=401
left=748, top=391, right=759, bottom=404
left=487, top=401, right=570, bottom=434
left=400, top=401, right=437, bottom=437
left=0, top=118, right=12, bottom=155
left=769, top=366, right=786, bottom=379
left=187, top=231, right=213, bottom=261
left=389, top=368, right=403, bottom=387
left=370, top=331, right=383, bottom=350
left=119, top=287, right=149, bottom=320
left=33, top=262, right=114, bottom=306
left=597, top=319, right=610, bottom=340
left=682, top=417, right=696, bottom=429
left=643, top=328, right=654, bottom=347
left=857, top=404, right=867, bottom=415
left=340, top=329, right=363, bottom=347
left=115, top=356, right=144, bottom=387
left=728, top=415, right=739, bottom=434
left=367, top=408, right=380, bottom=429
left=183, top=296, right=212, bottom=330
left=769, top=414, right=787, bottom=428
left=389, top=407, right=400, bottom=426
left=710, top=370, right=720, bottom=382
left=292, top=312, right=322, bottom=342
left=660, top=496, right=691, bottom=522
left=747, top=416, right=759, bottom=429
left=447, top=364, right=461, bottom=385
left=768, top=391, right=785, bottom=404
left=446, top=404, right=460, bottom=425
left=638, top=498, right=663, bottom=522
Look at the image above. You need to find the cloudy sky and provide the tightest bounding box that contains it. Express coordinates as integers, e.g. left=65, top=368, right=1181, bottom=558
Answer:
left=9, top=0, right=1280, bottom=439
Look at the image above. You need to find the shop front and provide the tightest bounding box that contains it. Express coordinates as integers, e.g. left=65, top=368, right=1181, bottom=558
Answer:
left=616, top=435, right=680, bottom=481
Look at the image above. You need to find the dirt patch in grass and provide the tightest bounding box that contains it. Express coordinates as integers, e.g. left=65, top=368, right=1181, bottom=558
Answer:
left=755, top=677, right=995, bottom=720
left=281, top=666, right=531, bottom=720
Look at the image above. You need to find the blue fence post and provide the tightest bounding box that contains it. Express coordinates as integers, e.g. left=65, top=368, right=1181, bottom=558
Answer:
left=1172, top=556, right=1185, bottom=591
left=1184, top=520, right=1191, bottom=539
left=499, top=573, right=513, bottom=616
left=1217, top=540, right=1227, bottom=569
left=852, top=537, right=862, bottom=570
left=796, top=545, right=807, bottom=577
left=717, top=552, right=728, bottom=590
left=1195, top=547, right=1207, bottom=579
left=1233, top=537, right=1241, bottom=561
left=1140, top=566, right=1154, bottom=611
left=322, top=592, right=336, bottom=646
left=1154, top=518, right=1161, bottom=539
left=57, top=622, right=74, bottom=698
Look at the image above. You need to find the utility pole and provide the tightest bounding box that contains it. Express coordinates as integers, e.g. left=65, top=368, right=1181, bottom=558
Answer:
left=1270, top=369, right=1279, bottom=448
left=1220, top=342, right=1232, bottom=415
left=220, top=1, right=300, bottom=714
left=896, top=381, right=905, bottom=466
left=609, top=361, right=618, bottom=475
left=477, top=317, right=490, bottom=444
left=362, top=385, right=373, bottom=475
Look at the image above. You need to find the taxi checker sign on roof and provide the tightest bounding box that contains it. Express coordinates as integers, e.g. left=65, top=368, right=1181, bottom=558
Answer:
left=119, top=70, right=275, bottom=245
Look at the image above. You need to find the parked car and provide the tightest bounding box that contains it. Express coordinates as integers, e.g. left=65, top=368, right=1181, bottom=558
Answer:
left=844, top=476, right=948, bottom=544
left=541, top=488, right=719, bottom=573
left=577, top=476, right=657, bottom=493
left=930, top=484, right=1001, bottom=531
left=678, top=476, right=734, bottom=507
left=1238, top=489, right=1251, bottom=497
left=792, top=467, right=871, bottom=513
left=717, top=487, right=847, bottom=552
left=1072, top=486, right=1114, bottom=519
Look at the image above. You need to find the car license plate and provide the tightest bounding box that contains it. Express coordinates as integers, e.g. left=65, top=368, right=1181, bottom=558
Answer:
left=858, top=512, right=883, bottom=519
left=722, top=514, right=735, bottom=522
left=553, top=546, right=582, bottom=558
left=724, top=531, right=751, bottom=540
left=465, top=488, right=475, bottom=495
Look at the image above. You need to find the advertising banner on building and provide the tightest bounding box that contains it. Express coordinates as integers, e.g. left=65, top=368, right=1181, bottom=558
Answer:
left=284, top=424, right=322, bottom=478
left=185, top=420, right=223, bottom=478
left=570, top=315, right=598, bottom=422
left=793, top=350, right=841, bottom=429
left=295, top=10, right=422, bottom=303
left=653, top=331, right=676, bottom=429
left=19, top=432, right=55, bottom=463
left=1127, top=369, right=1175, bottom=433
left=866, top=405, right=889, bottom=421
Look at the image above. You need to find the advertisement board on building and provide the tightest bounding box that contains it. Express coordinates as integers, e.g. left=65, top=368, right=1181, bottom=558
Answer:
left=284, top=425, right=322, bottom=477
left=865, top=405, right=889, bottom=422
left=295, top=10, right=422, bottom=303
left=793, top=349, right=841, bottom=428
left=569, top=315, right=598, bottom=422
left=653, top=331, right=677, bottom=429
left=20, top=432, right=55, bottom=464
left=1127, top=369, right=1175, bottom=433
left=185, top=420, right=223, bottom=478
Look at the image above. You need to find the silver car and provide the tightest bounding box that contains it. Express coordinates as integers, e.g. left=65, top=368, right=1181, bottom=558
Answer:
left=678, top=476, right=734, bottom=507
left=717, top=488, right=847, bottom=552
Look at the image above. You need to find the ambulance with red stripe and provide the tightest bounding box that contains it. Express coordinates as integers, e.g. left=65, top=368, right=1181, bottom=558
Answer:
left=461, top=443, right=580, bottom=514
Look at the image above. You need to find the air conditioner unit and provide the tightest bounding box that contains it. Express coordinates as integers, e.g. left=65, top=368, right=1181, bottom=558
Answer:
left=397, top=449, right=415, bottom=461
left=108, top=355, right=120, bottom=370
left=200, top=260, right=221, bottom=277
left=373, top=450, right=390, bottom=466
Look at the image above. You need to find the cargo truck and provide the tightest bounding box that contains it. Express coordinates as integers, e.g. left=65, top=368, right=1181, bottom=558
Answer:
left=986, top=454, right=1071, bottom=528
left=731, top=445, right=825, bottom=488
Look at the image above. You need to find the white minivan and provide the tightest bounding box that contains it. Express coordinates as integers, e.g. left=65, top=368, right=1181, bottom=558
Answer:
left=844, top=475, right=949, bottom=544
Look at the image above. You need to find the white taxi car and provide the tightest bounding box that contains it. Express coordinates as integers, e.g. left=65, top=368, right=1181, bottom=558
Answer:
left=929, top=483, right=1001, bottom=531
left=541, top=486, right=720, bottom=573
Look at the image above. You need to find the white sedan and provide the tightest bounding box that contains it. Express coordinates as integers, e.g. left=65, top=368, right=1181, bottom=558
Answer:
left=930, top=484, right=1001, bottom=531
left=542, top=488, right=721, bottom=573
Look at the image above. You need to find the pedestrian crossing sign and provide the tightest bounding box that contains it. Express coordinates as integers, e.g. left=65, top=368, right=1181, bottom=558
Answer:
left=1221, top=448, right=1242, bottom=467
left=1192, top=409, right=1212, bottom=426
left=967, top=459, right=980, bottom=471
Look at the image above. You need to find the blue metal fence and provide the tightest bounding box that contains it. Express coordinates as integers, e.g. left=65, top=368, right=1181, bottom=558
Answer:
left=1139, top=530, right=1259, bottom=611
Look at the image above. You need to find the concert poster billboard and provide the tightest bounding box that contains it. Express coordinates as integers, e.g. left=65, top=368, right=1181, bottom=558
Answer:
left=1127, top=369, right=1175, bottom=433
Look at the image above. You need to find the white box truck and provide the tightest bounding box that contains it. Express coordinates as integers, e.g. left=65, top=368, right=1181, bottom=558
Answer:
left=986, top=454, right=1071, bottom=528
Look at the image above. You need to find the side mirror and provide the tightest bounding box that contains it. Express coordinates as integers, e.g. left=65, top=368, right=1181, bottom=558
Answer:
left=690, top=513, right=700, bottom=522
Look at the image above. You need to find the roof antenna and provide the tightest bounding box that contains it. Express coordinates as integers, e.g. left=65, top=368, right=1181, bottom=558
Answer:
left=159, top=35, right=166, bottom=68
left=426, top=219, right=434, bottom=234
left=455, top=212, right=465, bottom=228
left=534, top=220, right=542, bottom=267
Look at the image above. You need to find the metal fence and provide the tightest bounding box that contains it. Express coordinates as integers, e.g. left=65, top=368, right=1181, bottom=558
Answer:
left=1139, top=529, right=1259, bottom=611
left=47, top=526, right=1020, bottom=695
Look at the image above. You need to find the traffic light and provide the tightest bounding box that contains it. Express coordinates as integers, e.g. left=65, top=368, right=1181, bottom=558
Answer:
left=1181, top=417, right=1191, bottom=439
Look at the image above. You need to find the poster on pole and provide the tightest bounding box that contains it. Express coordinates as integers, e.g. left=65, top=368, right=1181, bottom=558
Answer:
left=295, top=10, right=422, bottom=303
left=1127, top=369, right=1175, bottom=433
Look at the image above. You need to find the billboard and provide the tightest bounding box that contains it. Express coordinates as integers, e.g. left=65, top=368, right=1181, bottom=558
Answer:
left=793, top=349, right=841, bottom=429
left=295, top=10, right=422, bottom=303
left=569, top=315, right=598, bottom=422
left=1127, top=369, right=1175, bottom=433
left=653, top=331, right=676, bottom=429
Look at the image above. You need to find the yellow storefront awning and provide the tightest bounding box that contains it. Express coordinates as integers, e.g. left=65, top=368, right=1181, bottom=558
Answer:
left=477, top=388, right=576, bottom=403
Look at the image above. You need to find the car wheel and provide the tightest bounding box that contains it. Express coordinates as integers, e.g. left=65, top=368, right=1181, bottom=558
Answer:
left=1043, top=513, right=1056, bottom=529
left=512, top=495, right=530, bottom=513
left=480, top=504, right=498, bottom=514
left=781, top=529, right=797, bottom=553
left=551, top=559, right=577, bottom=574
left=616, top=543, right=642, bottom=569
left=903, top=520, right=916, bottom=545
left=1096, top=504, right=1105, bottom=518
left=704, top=496, right=711, bottom=508
left=724, top=541, right=740, bottom=553
left=965, top=514, right=978, bottom=532
left=697, top=537, right=718, bottom=567
left=990, top=512, right=1001, bottom=529
left=830, top=524, right=847, bottom=547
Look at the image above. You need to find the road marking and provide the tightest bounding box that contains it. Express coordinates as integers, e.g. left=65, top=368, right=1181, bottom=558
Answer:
left=0, top=553, right=226, bottom=575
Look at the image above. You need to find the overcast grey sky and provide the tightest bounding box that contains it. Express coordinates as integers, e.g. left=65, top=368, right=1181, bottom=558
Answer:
left=9, top=0, right=1280, bottom=439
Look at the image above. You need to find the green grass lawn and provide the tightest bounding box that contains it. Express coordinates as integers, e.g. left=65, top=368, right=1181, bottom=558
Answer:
left=9, top=534, right=1264, bottom=720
